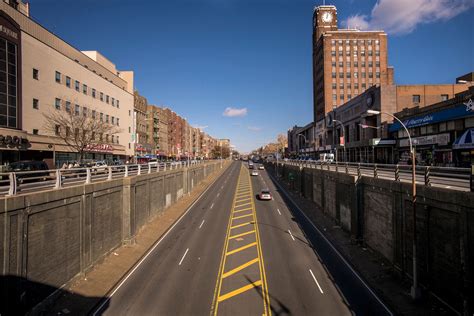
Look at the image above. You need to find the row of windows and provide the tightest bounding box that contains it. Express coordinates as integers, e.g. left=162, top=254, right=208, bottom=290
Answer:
left=334, top=45, right=378, bottom=51
left=332, top=61, right=380, bottom=67
left=331, top=50, right=380, bottom=57
left=332, top=72, right=380, bottom=79
left=331, top=39, right=380, bottom=46
left=397, top=119, right=471, bottom=138
left=332, top=83, right=367, bottom=90
left=411, top=94, right=449, bottom=103
left=52, top=125, right=120, bottom=144
left=53, top=97, right=120, bottom=126
left=53, top=70, right=120, bottom=108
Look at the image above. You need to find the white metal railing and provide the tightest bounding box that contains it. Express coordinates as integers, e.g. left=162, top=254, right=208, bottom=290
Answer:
left=0, top=159, right=214, bottom=197
left=271, top=159, right=472, bottom=192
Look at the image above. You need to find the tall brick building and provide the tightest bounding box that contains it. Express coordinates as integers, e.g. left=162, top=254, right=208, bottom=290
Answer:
left=312, top=5, right=394, bottom=123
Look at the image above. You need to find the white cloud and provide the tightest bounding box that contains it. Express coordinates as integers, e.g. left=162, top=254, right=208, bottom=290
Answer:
left=223, top=107, right=248, bottom=117
left=247, top=126, right=262, bottom=132
left=343, top=0, right=474, bottom=35
left=193, top=125, right=208, bottom=130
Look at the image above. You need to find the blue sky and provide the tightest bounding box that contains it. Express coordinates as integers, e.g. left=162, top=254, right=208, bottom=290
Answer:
left=30, top=0, right=474, bottom=153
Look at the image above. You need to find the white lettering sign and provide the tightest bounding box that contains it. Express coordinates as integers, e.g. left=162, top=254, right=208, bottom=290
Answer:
left=0, top=25, right=18, bottom=40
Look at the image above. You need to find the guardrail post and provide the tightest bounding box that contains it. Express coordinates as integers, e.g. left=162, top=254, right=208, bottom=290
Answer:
left=327, top=162, right=330, bottom=171
left=86, top=168, right=91, bottom=184
left=125, top=165, right=129, bottom=177
left=148, top=164, right=151, bottom=174
left=164, top=163, right=167, bottom=171
left=374, top=164, right=378, bottom=178
left=54, top=169, right=62, bottom=189
left=8, top=172, right=17, bottom=195
left=424, top=166, right=431, bottom=186
left=357, top=163, right=361, bottom=180
left=345, top=163, right=348, bottom=174
left=138, top=165, right=142, bottom=175
left=395, top=164, right=400, bottom=181
left=335, top=161, right=339, bottom=173
left=108, top=167, right=112, bottom=180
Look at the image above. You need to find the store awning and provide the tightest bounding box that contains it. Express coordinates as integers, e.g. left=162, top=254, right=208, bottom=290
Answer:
left=453, top=128, right=474, bottom=150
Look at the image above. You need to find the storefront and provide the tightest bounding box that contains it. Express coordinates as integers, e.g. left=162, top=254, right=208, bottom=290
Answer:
left=390, top=88, right=474, bottom=167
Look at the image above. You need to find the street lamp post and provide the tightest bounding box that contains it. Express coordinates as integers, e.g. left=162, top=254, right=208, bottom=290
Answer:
left=367, top=109, right=420, bottom=300
left=333, top=120, right=346, bottom=162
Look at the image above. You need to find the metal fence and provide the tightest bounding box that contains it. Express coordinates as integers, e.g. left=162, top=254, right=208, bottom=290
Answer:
left=0, top=160, right=211, bottom=197
left=276, top=159, right=472, bottom=192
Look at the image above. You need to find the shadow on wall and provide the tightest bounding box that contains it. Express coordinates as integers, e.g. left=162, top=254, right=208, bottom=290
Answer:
left=0, top=275, right=108, bottom=315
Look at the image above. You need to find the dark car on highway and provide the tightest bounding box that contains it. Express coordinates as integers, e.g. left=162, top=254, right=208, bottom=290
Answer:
left=8, top=160, right=49, bottom=183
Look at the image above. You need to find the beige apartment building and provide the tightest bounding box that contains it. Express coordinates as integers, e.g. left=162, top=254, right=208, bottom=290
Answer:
left=312, top=5, right=393, bottom=123
left=0, top=1, right=134, bottom=167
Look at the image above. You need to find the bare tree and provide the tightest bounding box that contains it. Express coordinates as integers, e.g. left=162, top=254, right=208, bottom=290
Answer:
left=43, top=107, right=121, bottom=162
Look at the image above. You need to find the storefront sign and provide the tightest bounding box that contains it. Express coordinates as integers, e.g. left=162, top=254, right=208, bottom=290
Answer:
left=0, top=24, right=18, bottom=40
left=399, top=133, right=450, bottom=148
left=85, top=144, right=114, bottom=153
left=389, top=101, right=474, bottom=132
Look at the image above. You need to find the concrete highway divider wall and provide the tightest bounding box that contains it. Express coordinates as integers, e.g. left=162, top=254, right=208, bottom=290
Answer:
left=268, top=162, right=473, bottom=314
left=0, top=161, right=226, bottom=314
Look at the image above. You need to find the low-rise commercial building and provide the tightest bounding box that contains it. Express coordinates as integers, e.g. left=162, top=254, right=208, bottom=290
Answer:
left=0, top=1, right=134, bottom=167
left=390, top=86, right=474, bottom=167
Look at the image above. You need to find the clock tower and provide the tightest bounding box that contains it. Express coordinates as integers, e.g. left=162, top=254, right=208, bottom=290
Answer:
left=313, top=5, right=338, bottom=40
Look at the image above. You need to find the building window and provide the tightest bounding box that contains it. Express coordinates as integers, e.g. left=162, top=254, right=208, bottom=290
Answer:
left=83, top=84, right=87, bottom=94
left=33, top=129, right=39, bottom=135
left=439, top=122, right=447, bottom=132
left=75, top=104, right=80, bottom=115
left=111, top=135, right=114, bottom=143
left=75, top=80, right=80, bottom=91
left=55, top=98, right=61, bottom=110
left=55, top=125, right=60, bottom=136
left=362, top=83, right=366, bottom=89
left=117, top=118, right=120, bottom=126
left=128, top=126, right=131, bottom=133
left=441, top=94, right=449, bottom=101
left=129, top=110, right=131, bottom=116
left=117, top=100, right=120, bottom=108
left=100, top=113, right=103, bottom=122
left=106, top=95, right=109, bottom=104
left=65, top=101, right=71, bottom=112
left=332, top=72, right=336, bottom=78
left=112, top=97, right=115, bottom=106
left=339, top=73, right=344, bottom=78
left=100, top=92, right=104, bottom=101
left=376, top=72, right=380, bottom=78
left=413, top=95, right=421, bottom=103
left=117, top=136, right=120, bottom=144
left=348, top=95, right=352, bottom=100
left=64, top=76, right=71, bottom=88
left=55, top=71, right=61, bottom=83
left=92, top=88, right=96, bottom=98
left=331, top=51, right=336, bottom=56
left=346, top=72, right=351, bottom=78
left=83, top=107, right=87, bottom=117
left=111, top=116, right=115, bottom=125
left=340, top=94, right=344, bottom=101
left=332, top=94, right=337, bottom=100
left=92, top=110, right=96, bottom=119
left=33, top=68, right=39, bottom=80
left=369, top=72, right=373, bottom=78
left=106, top=114, right=109, bottom=123
left=332, top=83, right=337, bottom=89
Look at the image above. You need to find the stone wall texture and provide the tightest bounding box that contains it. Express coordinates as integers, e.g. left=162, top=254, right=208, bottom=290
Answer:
left=0, top=162, right=224, bottom=314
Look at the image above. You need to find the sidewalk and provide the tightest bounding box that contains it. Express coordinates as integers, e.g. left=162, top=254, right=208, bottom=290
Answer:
left=39, top=163, right=231, bottom=315
left=268, top=170, right=454, bottom=316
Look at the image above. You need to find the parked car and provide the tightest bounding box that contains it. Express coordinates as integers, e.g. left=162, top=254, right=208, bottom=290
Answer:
left=259, top=189, right=272, bottom=200
left=258, top=165, right=264, bottom=170
left=91, top=161, right=108, bottom=173
left=8, top=160, right=49, bottom=183
left=251, top=170, right=259, bottom=176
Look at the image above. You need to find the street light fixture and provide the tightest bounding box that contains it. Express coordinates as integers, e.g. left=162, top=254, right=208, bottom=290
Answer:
left=366, top=109, right=420, bottom=300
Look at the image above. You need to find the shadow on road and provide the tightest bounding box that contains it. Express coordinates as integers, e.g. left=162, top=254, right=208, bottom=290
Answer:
left=243, top=275, right=291, bottom=316
left=0, top=275, right=108, bottom=315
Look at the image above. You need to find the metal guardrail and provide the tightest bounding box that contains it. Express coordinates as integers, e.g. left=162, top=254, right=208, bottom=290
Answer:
left=274, top=159, right=472, bottom=192
left=0, top=160, right=213, bottom=197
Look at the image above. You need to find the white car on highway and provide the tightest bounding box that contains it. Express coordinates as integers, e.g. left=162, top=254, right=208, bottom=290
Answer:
left=251, top=170, right=258, bottom=176
left=259, top=189, right=272, bottom=200
left=258, top=165, right=264, bottom=170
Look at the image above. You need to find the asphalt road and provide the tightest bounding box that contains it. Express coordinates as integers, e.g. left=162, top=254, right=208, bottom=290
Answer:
left=93, top=161, right=391, bottom=315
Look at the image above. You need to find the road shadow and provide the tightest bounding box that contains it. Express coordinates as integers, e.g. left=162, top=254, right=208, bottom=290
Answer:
left=0, top=275, right=108, bottom=315
left=243, top=275, right=291, bottom=315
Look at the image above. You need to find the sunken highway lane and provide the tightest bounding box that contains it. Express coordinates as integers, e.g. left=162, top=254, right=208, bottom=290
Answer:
left=92, top=161, right=391, bottom=316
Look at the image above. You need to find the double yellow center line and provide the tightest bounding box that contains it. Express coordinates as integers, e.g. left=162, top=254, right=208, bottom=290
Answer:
left=211, top=165, right=271, bottom=315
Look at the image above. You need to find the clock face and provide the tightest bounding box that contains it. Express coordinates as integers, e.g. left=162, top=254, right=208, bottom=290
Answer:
left=322, top=12, right=333, bottom=23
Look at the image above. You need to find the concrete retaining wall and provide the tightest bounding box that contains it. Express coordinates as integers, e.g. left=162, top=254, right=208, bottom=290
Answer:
left=269, top=162, right=473, bottom=314
left=0, top=161, right=224, bottom=313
